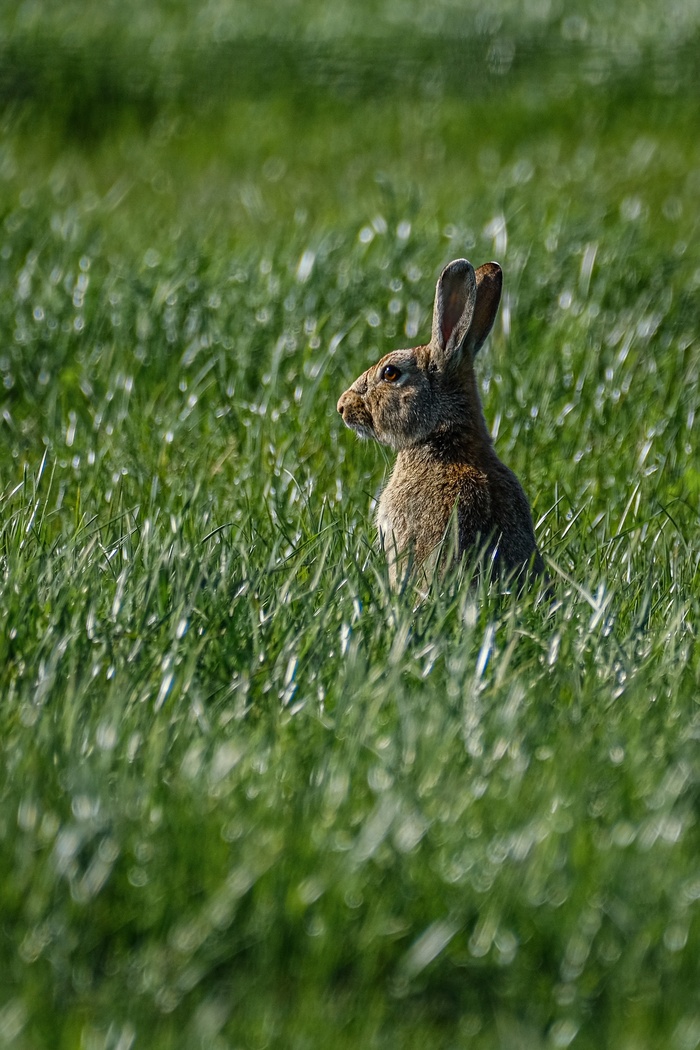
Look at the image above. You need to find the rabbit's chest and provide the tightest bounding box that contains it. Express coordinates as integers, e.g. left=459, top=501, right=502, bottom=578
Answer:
left=377, top=460, right=491, bottom=555
left=377, top=470, right=429, bottom=550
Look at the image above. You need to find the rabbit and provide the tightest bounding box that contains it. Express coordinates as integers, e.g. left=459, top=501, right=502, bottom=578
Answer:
left=337, top=258, right=544, bottom=588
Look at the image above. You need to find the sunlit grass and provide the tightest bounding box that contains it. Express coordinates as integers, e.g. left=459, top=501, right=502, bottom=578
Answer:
left=1, top=7, right=700, bottom=1049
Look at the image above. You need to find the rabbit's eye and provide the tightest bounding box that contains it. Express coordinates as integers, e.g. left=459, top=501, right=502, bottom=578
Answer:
left=381, top=364, right=401, bottom=383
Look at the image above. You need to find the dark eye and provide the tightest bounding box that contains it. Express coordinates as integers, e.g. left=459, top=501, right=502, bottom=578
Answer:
left=381, top=364, right=401, bottom=383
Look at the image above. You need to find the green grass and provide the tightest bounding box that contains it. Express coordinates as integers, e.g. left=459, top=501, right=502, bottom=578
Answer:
left=1, top=4, right=700, bottom=1048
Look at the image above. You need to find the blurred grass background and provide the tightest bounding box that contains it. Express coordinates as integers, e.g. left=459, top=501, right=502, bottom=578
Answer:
left=1, top=2, right=699, bottom=1048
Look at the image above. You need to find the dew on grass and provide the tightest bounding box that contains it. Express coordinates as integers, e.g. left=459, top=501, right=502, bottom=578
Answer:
left=674, top=1017, right=700, bottom=1050
left=96, top=722, right=117, bottom=751
left=401, top=919, right=459, bottom=978
left=209, top=742, right=243, bottom=787
left=405, top=299, right=421, bottom=338
left=474, top=624, right=495, bottom=679
left=0, top=1000, right=27, bottom=1044
left=17, top=797, right=38, bottom=832
left=293, top=249, right=314, bottom=286
left=155, top=671, right=174, bottom=711
left=484, top=214, right=507, bottom=257
left=549, top=1019, right=580, bottom=1048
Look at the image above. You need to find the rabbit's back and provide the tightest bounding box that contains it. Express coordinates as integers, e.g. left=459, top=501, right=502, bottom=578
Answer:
left=479, top=459, right=543, bottom=577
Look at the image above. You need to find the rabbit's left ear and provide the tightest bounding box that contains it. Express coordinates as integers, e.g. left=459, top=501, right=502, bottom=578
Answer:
left=431, top=259, right=477, bottom=370
left=464, top=262, right=503, bottom=357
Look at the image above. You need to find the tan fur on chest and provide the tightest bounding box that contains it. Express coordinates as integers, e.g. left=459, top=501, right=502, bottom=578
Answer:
left=377, top=457, right=492, bottom=584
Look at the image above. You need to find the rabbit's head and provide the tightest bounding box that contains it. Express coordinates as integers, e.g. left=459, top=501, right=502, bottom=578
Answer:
left=337, top=259, right=502, bottom=451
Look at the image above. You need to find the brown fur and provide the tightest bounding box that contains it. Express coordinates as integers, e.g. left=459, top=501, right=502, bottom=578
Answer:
left=337, top=259, right=543, bottom=587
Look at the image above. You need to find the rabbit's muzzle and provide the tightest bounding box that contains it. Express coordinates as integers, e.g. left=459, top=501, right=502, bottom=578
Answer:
left=337, top=387, right=375, bottom=439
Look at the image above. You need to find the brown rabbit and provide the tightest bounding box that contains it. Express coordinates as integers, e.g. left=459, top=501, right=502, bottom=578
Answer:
left=337, top=258, right=543, bottom=587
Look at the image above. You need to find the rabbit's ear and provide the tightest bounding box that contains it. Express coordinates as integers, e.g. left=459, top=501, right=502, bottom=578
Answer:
left=431, top=259, right=477, bottom=370
left=464, top=262, right=503, bottom=357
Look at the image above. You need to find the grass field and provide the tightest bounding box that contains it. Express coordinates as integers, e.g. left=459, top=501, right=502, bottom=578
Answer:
left=1, top=2, right=699, bottom=1047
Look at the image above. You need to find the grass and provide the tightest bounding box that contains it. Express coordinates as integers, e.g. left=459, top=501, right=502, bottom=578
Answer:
left=1, top=3, right=700, bottom=1048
